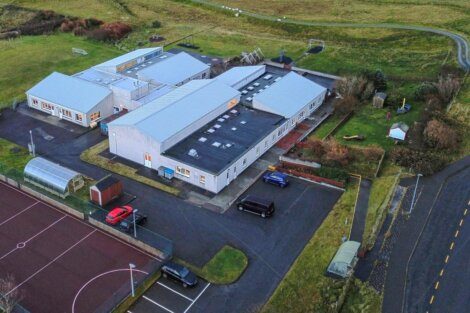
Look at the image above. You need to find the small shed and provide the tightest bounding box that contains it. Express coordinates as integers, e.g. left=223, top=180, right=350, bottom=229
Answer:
left=89, top=176, right=123, bottom=207
left=99, top=109, right=128, bottom=135
left=24, top=157, right=84, bottom=198
left=327, top=241, right=361, bottom=278
left=373, top=92, right=387, bottom=108
left=389, top=122, right=409, bottom=141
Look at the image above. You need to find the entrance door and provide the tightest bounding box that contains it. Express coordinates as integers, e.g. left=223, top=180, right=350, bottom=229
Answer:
left=144, top=153, right=152, bottom=168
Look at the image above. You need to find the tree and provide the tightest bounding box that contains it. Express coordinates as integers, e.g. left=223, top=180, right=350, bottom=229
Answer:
left=0, top=274, right=23, bottom=313
left=390, top=147, right=445, bottom=175
left=333, top=95, right=358, bottom=115
left=423, top=119, right=458, bottom=150
left=374, top=70, right=387, bottom=92
left=433, top=76, right=460, bottom=104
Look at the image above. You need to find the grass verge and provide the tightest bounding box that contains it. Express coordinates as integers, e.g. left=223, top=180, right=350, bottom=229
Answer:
left=112, top=271, right=161, bottom=313
left=0, top=138, right=33, bottom=172
left=340, top=278, right=382, bottom=313
left=262, top=180, right=359, bottom=312
left=177, top=245, right=248, bottom=284
left=80, top=139, right=180, bottom=196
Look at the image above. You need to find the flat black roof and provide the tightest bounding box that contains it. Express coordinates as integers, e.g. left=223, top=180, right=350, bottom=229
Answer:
left=163, top=104, right=285, bottom=175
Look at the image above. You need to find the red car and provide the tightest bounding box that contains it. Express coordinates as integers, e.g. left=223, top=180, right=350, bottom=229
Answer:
left=105, top=205, right=133, bottom=225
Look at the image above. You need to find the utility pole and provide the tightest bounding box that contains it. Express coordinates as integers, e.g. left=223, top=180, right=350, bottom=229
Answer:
left=129, top=263, right=136, bottom=297
left=29, top=130, right=36, bottom=157
left=133, top=209, right=138, bottom=238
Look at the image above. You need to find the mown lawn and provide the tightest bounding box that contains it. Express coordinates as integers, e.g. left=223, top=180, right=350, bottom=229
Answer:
left=178, top=245, right=248, bottom=284
left=263, top=181, right=358, bottom=312
left=0, top=33, right=121, bottom=108
left=0, top=138, right=32, bottom=173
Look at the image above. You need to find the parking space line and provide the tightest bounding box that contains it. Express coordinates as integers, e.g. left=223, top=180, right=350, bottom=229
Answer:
left=143, top=295, right=175, bottom=313
left=157, top=281, right=194, bottom=302
left=183, top=283, right=211, bottom=313
left=0, top=201, right=39, bottom=227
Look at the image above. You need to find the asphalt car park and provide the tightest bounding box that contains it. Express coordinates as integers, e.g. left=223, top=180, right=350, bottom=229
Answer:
left=129, top=277, right=211, bottom=313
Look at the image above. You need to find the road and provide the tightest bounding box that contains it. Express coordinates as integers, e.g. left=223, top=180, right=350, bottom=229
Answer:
left=189, top=0, right=470, bottom=71
left=382, top=156, right=470, bottom=313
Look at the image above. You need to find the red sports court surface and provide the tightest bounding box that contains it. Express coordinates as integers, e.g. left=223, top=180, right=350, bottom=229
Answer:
left=0, top=181, right=160, bottom=313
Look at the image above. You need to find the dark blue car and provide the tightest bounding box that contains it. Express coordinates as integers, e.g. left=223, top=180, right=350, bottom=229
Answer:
left=262, top=171, right=289, bottom=188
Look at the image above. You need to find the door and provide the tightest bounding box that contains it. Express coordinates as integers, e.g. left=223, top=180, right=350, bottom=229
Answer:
left=144, top=153, right=152, bottom=168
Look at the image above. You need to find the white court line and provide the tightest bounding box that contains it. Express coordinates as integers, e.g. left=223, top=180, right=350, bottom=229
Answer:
left=157, top=281, right=194, bottom=302
left=143, top=295, right=175, bottom=313
left=0, top=215, right=67, bottom=261
left=0, top=181, right=162, bottom=262
left=0, top=201, right=39, bottom=227
left=183, top=283, right=211, bottom=313
left=5, top=230, right=96, bottom=297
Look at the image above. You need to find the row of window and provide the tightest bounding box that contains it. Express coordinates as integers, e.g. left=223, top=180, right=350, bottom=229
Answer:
left=31, top=98, right=85, bottom=123
left=175, top=166, right=206, bottom=185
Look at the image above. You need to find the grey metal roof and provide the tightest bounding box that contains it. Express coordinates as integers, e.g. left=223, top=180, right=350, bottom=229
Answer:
left=164, top=104, right=285, bottom=174
left=253, top=71, right=326, bottom=118
left=327, top=241, right=361, bottom=277
left=24, top=157, right=82, bottom=193
left=214, top=65, right=266, bottom=87
left=94, top=47, right=162, bottom=69
left=110, top=79, right=240, bottom=144
left=27, top=72, right=111, bottom=113
left=136, top=52, right=210, bottom=85
left=391, top=122, right=409, bottom=132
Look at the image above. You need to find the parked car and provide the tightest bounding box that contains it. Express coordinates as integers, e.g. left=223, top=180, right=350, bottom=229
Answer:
left=118, top=213, right=147, bottom=233
left=262, top=171, right=289, bottom=188
left=161, top=262, right=198, bottom=288
left=105, top=205, right=133, bottom=225
left=236, top=195, right=275, bottom=218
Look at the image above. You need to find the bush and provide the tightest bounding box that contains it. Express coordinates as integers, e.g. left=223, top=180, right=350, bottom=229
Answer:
left=333, top=95, right=359, bottom=115
left=390, top=147, right=445, bottom=175
left=151, top=20, right=162, bottom=28
left=60, top=19, right=74, bottom=32
left=362, top=147, right=384, bottom=161
left=414, top=82, right=437, bottom=101
left=86, top=28, right=112, bottom=41
left=374, top=70, right=387, bottom=92
left=322, top=139, right=349, bottom=166
left=433, top=76, right=461, bottom=104
left=101, top=22, right=132, bottom=40
left=316, top=166, right=349, bottom=183
left=423, top=119, right=459, bottom=150
left=73, top=26, right=86, bottom=36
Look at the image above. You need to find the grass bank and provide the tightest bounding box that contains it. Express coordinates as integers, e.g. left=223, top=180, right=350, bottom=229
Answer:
left=80, top=139, right=180, bottom=196
left=263, top=180, right=358, bottom=312
left=178, top=245, right=248, bottom=284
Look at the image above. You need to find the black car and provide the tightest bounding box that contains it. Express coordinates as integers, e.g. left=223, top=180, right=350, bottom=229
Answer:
left=236, top=195, right=275, bottom=218
left=118, top=213, right=147, bottom=233
left=161, top=262, right=198, bottom=288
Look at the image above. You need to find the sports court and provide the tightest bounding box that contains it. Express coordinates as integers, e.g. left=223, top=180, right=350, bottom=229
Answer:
left=0, top=181, right=161, bottom=313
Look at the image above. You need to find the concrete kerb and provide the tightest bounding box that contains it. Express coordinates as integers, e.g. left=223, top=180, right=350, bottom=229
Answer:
left=285, top=172, right=345, bottom=192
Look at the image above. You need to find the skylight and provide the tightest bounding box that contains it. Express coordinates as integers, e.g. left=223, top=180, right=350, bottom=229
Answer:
left=212, top=142, right=221, bottom=147
left=198, top=137, right=207, bottom=142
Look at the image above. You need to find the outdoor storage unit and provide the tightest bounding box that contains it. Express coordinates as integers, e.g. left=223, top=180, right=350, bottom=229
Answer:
left=89, top=176, right=123, bottom=207
left=24, top=157, right=84, bottom=198
left=373, top=92, right=387, bottom=108
left=327, top=241, right=361, bottom=278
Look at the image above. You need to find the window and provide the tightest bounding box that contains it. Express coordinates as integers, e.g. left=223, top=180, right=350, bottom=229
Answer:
left=264, top=140, right=268, bottom=148
left=243, top=158, right=247, bottom=167
left=176, top=166, right=190, bottom=178
left=90, top=112, right=101, bottom=122
left=256, top=146, right=260, bottom=155
left=61, top=109, right=72, bottom=119
left=75, top=113, right=83, bottom=122
left=41, top=102, right=54, bottom=111
left=299, top=111, right=304, bottom=118
left=309, top=102, right=314, bottom=110
left=202, top=72, right=207, bottom=78
left=199, top=175, right=206, bottom=184
left=272, top=134, right=276, bottom=141
left=32, top=99, right=39, bottom=107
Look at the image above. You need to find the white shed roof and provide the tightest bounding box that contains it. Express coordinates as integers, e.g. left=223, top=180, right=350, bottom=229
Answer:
left=214, top=65, right=266, bottom=88
left=110, top=79, right=240, bottom=143
left=327, top=241, right=361, bottom=278
left=136, top=52, right=210, bottom=85
left=94, top=47, right=161, bottom=69
left=24, top=157, right=82, bottom=193
left=253, top=72, right=326, bottom=118
left=27, top=72, right=111, bottom=113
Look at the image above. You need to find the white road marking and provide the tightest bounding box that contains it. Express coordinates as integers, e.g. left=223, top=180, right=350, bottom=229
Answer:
left=157, top=281, right=194, bottom=302
left=5, top=230, right=96, bottom=296
left=183, top=282, right=211, bottom=313
left=0, top=215, right=67, bottom=261
left=0, top=201, right=39, bottom=227
left=143, top=295, right=175, bottom=313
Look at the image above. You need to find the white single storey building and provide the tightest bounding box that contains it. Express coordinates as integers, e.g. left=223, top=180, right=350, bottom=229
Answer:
left=26, top=72, right=113, bottom=127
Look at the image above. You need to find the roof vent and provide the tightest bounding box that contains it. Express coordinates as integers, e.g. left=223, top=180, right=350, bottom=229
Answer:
left=217, top=118, right=225, bottom=122
left=214, top=124, right=221, bottom=129
left=212, top=142, right=221, bottom=147
left=223, top=114, right=230, bottom=119
left=207, top=128, right=215, bottom=133
left=240, top=120, right=247, bottom=124
left=230, top=109, right=238, bottom=114
left=188, top=149, right=199, bottom=158
left=231, top=127, right=237, bottom=131
left=225, top=143, right=232, bottom=148
left=198, top=137, right=207, bottom=142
